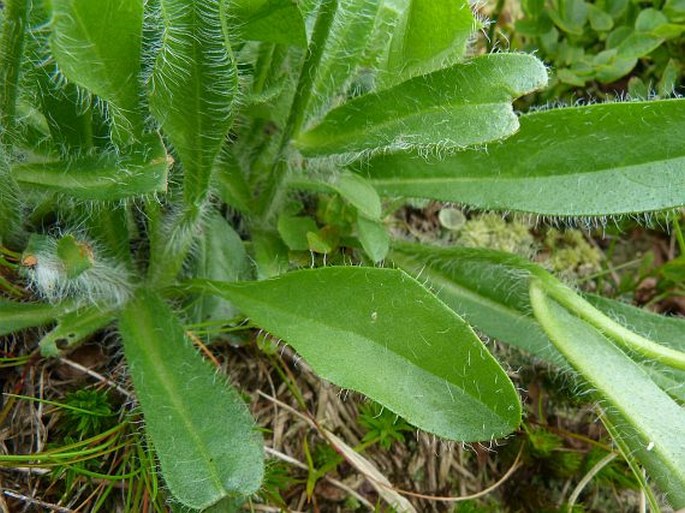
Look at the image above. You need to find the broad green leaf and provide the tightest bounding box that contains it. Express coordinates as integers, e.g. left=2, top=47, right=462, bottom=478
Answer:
left=11, top=133, right=169, bottom=200
left=277, top=215, right=319, bottom=251
left=530, top=284, right=685, bottom=508
left=191, top=212, right=252, bottom=325
left=193, top=267, right=522, bottom=441
left=390, top=243, right=685, bottom=399
left=389, top=243, right=561, bottom=362
left=356, top=216, right=389, bottom=263
left=148, top=0, right=238, bottom=204
left=39, top=305, right=116, bottom=357
left=50, top=0, right=143, bottom=138
left=361, top=100, right=685, bottom=216
left=588, top=4, right=613, bottom=31
left=307, top=0, right=380, bottom=117
left=295, top=53, right=547, bottom=156
left=289, top=171, right=382, bottom=220
left=664, top=0, right=685, bottom=22
left=547, top=0, right=588, bottom=34
left=251, top=229, right=289, bottom=279
left=0, top=299, right=72, bottom=336
left=119, top=290, right=264, bottom=509
left=384, top=0, right=476, bottom=86
left=229, top=0, right=307, bottom=47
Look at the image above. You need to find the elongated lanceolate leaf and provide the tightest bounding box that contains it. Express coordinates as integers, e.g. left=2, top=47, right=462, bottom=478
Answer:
left=229, top=0, right=307, bottom=47
left=530, top=283, right=685, bottom=508
left=0, top=299, right=73, bottom=336
left=389, top=243, right=560, bottom=362
left=11, top=134, right=169, bottom=200
left=39, top=305, right=116, bottom=357
left=148, top=0, right=238, bottom=204
left=193, top=267, right=522, bottom=441
left=118, top=290, right=263, bottom=509
left=390, top=243, right=685, bottom=401
left=307, top=0, right=380, bottom=118
left=50, top=0, right=143, bottom=135
left=362, top=99, right=685, bottom=216
left=383, top=0, right=477, bottom=87
left=295, top=53, right=547, bottom=156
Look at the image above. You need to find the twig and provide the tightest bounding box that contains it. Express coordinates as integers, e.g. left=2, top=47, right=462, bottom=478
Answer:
left=566, top=452, right=617, bottom=512
left=3, top=490, right=76, bottom=513
left=59, top=358, right=131, bottom=398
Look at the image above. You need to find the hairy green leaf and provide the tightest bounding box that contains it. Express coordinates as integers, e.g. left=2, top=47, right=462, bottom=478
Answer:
left=50, top=0, right=144, bottom=138
left=11, top=133, right=169, bottom=200
left=307, top=0, right=380, bottom=118
left=39, top=305, right=116, bottom=357
left=148, top=0, right=238, bottom=204
left=530, top=284, right=685, bottom=508
left=390, top=243, right=560, bottom=362
left=0, top=299, right=71, bottom=336
left=119, top=290, right=264, bottom=509
left=0, top=0, right=29, bottom=145
left=295, top=53, right=547, bottom=156
left=0, top=145, right=23, bottom=246
left=384, top=0, right=476, bottom=86
left=230, top=0, right=307, bottom=47
left=361, top=99, right=685, bottom=216
left=193, top=267, right=522, bottom=441
left=391, top=243, right=685, bottom=400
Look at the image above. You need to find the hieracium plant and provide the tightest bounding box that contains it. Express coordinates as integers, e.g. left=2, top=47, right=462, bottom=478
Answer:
left=1, top=0, right=683, bottom=510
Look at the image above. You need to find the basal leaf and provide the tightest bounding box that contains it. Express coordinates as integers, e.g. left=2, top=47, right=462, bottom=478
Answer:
left=148, top=0, right=238, bottom=204
left=39, top=305, right=116, bottom=357
left=530, top=284, right=685, bottom=508
left=192, top=267, right=522, bottom=441
left=50, top=0, right=144, bottom=137
left=11, top=133, right=169, bottom=200
left=295, top=53, right=547, bottom=156
left=0, top=299, right=71, bottom=336
left=389, top=243, right=561, bottom=363
left=390, top=242, right=685, bottom=401
left=384, top=0, right=477, bottom=86
left=118, top=290, right=264, bottom=509
left=362, top=99, right=685, bottom=216
left=229, top=0, right=307, bottom=47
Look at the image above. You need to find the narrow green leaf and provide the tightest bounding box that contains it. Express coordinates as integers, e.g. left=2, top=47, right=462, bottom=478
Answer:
left=0, top=299, right=71, bottom=336
left=39, top=305, right=116, bottom=357
left=295, top=53, right=547, bottom=156
left=148, top=0, right=238, bottom=204
left=0, top=145, right=23, bottom=246
left=229, top=0, right=307, bottom=47
left=530, top=283, right=685, bottom=508
left=50, top=0, right=144, bottom=138
left=118, top=290, right=264, bottom=509
left=11, top=133, right=169, bottom=200
left=384, top=0, right=477, bottom=86
left=0, top=0, right=29, bottom=145
left=362, top=99, right=685, bottom=216
left=192, top=267, right=522, bottom=441
left=390, top=242, right=685, bottom=400
left=307, top=0, right=380, bottom=118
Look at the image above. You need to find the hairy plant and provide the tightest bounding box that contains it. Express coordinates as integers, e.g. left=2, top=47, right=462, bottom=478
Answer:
left=1, top=0, right=684, bottom=511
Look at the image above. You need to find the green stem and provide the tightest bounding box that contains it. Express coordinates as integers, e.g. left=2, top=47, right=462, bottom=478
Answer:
left=672, top=212, right=685, bottom=256
left=257, top=0, right=339, bottom=224
left=534, top=274, right=685, bottom=370
left=0, top=0, right=28, bottom=146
